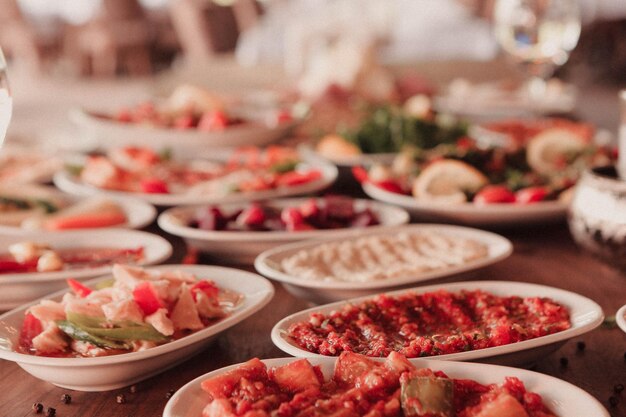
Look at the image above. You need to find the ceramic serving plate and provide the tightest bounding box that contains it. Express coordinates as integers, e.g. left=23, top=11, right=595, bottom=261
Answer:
left=0, top=229, right=172, bottom=310
left=271, top=280, right=604, bottom=367
left=157, top=198, right=410, bottom=264
left=54, top=162, right=338, bottom=207
left=254, top=224, right=513, bottom=303
left=363, top=182, right=567, bottom=227
left=0, top=184, right=156, bottom=233
left=163, top=356, right=609, bottom=417
left=298, top=143, right=397, bottom=168
left=617, top=304, right=626, bottom=335
left=0, top=265, right=274, bottom=391
left=70, top=108, right=302, bottom=158
left=0, top=142, right=64, bottom=185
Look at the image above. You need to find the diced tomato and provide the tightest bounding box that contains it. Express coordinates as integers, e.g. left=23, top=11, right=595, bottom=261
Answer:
left=276, top=170, right=322, bottom=187
left=140, top=178, right=169, bottom=194
left=456, top=136, right=473, bottom=151
left=19, top=313, right=43, bottom=350
left=201, top=358, right=267, bottom=399
left=351, top=166, right=369, bottom=184
left=281, top=207, right=304, bottom=226
left=515, top=187, right=549, bottom=204
left=190, top=280, right=219, bottom=301
left=133, top=282, right=163, bottom=315
left=333, top=352, right=377, bottom=387
left=238, top=176, right=274, bottom=192
left=299, top=199, right=320, bottom=219
left=198, top=110, right=229, bottom=131
left=286, top=222, right=315, bottom=231
left=116, top=108, right=132, bottom=123
left=182, top=247, right=198, bottom=265
left=45, top=211, right=127, bottom=230
left=372, top=180, right=405, bottom=194
left=174, top=115, right=195, bottom=130
left=236, top=204, right=266, bottom=227
left=270, top=359, right=322, bottom=393
left=274, top=109, right=293, bottom=124
left=67, top=279, right=93, bottom=298
left=0, top=259, right=37, bottom=273
left=474, top=185, right=516, bottom=204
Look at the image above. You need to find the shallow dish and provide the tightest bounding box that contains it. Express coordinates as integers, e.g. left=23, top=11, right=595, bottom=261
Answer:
left=0, top=229, right=172, bottom=310
left=363, top=181, right=566, bottom=227
left=254, top=224, right=512, bottom=303
left=617, top=304, right=626, bottom=335
left=0, top=184, right=156, bottom=233
left=271, top=280, right=604, bottom=367
left=298, top=143, right=396, bottom=168
left=54, top=162, right=338, bottom=207
left=0, top=264, right=274, bottom=391
left=157, top=198, right=410, bottom=264
left=70, top=108, right=301, bottom=158
left=163, top=356, right=609, bottom=417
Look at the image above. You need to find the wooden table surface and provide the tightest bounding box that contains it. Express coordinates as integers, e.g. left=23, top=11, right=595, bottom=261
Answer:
left=1, top=60, right=626, bottom=417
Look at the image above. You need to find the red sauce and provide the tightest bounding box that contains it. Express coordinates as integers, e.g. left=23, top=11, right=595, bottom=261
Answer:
left=287, top=289, right=571, bottom=357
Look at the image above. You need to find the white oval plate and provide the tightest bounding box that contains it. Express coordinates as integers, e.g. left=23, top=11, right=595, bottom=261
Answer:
left=0, top=264, right=274, bottom=391
left=0, top=184, right=156, bottom=233
left=54, top=162, right=338, bottom=207
left=254, top=224, right=513, bottom=303
left=363, top=182, right=567, bottom=227
left=298, top=143, right=397, bottom=168
left=0, top=229, right=172, bottom=310
left=157, top=198, right=410, bottom=264
left=0, top=143, right=64, bottom=185
left=163, top=356, right=609, bottom=417
left=70, top=108, right=302, bottom=158
left=271, top=280, right=604, bottom=367
left=617, top=304, right=626, bottom=334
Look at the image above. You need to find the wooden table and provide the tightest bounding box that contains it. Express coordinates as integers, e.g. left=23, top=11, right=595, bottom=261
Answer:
left=1, top=59, right=626, bottom=417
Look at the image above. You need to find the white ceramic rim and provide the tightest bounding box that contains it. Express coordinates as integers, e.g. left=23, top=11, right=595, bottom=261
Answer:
left=0, top=229, right=172, bottom=283
left=616, top=304, right=626, bottom=334
left=163, top=356, right=609, bottom=417
left=254, top=224, right=513, bottom=290
left=298, top=143, right=397, bottom=168
left=0, top=264, right=275, bottom=366
left=270, top=280, right=604, bottom=362
left=157, top=198, right=410, bottom=243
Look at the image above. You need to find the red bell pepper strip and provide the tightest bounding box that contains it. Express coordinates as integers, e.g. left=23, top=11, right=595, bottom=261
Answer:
left=133, top=281, right=163, bottom=315
left=67, top=279, right=93, bottom=298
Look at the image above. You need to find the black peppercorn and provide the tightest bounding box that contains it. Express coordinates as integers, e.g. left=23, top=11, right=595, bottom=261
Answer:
left=61, top=393, right=71, bottom=404
left=165, top=389, right=175, bottom=399
left=615, top=384, right=624, bottom=394
left=32, top=403, right=43, bottom=413
left=609, top=396, right=618, bottom=407
left=116, top=394, right=126, bottom=404
left=129, top=385, right=137, bottom=394
left=45, top=407, right=56, bottom=417
left=559, top=357, right=568, bottom=367
left=576, top=341, right=586, bottom=352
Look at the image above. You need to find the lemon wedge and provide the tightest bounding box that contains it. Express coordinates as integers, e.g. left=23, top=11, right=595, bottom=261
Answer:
left=316, top=134, right=362, bottom=159
left=412, top=159, right=488, bottom=204
left=527, top=128, right=586, bottom=176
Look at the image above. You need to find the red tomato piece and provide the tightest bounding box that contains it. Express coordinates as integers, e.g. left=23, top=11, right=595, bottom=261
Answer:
left=198, top=110, right=229, bottom=131
left=133, top=282, right=163, bottom=315
left=190, top=280, right=219, bottom=301
left=67, top=279, right=93, bottom=297
left=116, top=109, right=132, bottom=123
left=351, top=166, right=369, bottom=183
left=19, top=313, right=43, bottom=350
left=299, top=199, right=320, bottom=219
left=276, top=170, right=322, bottom=187
left=274, top=109, right=293, bottom=124
left=174, top=115, right=195, bottom=130
left=515, top=187, right=549, bottom=204
left=281, top=207, right=304, bottom=226
left=236, top=204, right=266, bottom=227
left=182, top=247, right=198, bottom=265
left=372, top=180, right=405, bottom=194
left=0, top=259, right=37, bottom=273
left=140, top=178, right=169, bottom=194
left=474, top=185, right=516, bottom=204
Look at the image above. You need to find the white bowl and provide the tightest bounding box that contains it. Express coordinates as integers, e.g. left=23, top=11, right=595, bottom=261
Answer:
left=0, top=184, right=156, bottom=233
left=363, top=182, right=566, bottom=227
left=70, top=108, right=302, bottom=158
left=617, top=304, right=626, bottom=334
left=0, top=265, right=275, bottom=391
left=163, top=356, right=609, bottom=417
left=271, top=280, right=604, bottom=367
left=54, top=162, right=338, bottom=207
left=157, top=198, right=410, bottom=264
left=0, top=229, right=172, bottom=310
left=254, top=224, right=513, bottom=303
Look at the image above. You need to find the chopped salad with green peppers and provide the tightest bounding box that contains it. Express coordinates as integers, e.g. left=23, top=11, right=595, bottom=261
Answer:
left=18, top=264, right=236, bottom=357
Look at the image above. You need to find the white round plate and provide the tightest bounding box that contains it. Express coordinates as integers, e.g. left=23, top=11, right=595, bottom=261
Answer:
left=0, top=229, right=172, bottom=310
left=0, top=184, right=156, bottom=233
left=54, top=162, right=338, bottom=207
left=272, top=280, right=604, bottom=367
left=298, top=143, right=397, bottom=168
left=0, top=142, right=64, bottom=185
left=617, top=304, right=626, bottom=334
left=0, top=265, right=274, bottom=391
left=254, top=224, right=513, bottom=303
left=70, top=108, right=302, bottom=158
left=163, top=356, right=609, bottom=417
left=363, top=182, right=567, bottom=226
left=157, top=198, right=410, bottom=264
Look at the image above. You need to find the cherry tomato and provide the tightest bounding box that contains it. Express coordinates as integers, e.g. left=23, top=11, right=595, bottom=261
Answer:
left=515, top=187, right=549, bottom=204
left=474, top=185, right=516, bottom=204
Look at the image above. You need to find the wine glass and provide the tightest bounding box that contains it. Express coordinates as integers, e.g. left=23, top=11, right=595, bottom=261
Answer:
left=0, top=48, right=11, bottom=148
left=493, top=0, right=581, bottom=101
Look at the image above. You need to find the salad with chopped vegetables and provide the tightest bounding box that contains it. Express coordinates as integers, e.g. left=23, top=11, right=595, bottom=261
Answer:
left=18, top=265, right=241, bottom=357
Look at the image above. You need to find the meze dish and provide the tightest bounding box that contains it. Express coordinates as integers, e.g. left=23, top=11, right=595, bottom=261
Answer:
left=54, top=146, right=338, bottom=206
left=271, top=281, right=603, bottom=366
left=0, top=265, right=274, bottom=390
left=164, top=353, right=609, bottom=417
